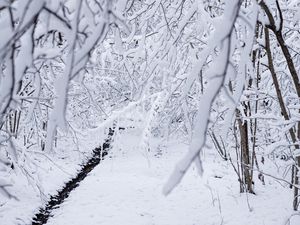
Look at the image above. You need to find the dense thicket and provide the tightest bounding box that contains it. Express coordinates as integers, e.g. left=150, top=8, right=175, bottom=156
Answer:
left=0, top=0, right=300, bottom=211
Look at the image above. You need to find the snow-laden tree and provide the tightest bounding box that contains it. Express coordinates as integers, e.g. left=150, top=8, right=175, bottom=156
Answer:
left=0, top=0, right=124, bottom=198
left=157, top=0, right=300, bottom=211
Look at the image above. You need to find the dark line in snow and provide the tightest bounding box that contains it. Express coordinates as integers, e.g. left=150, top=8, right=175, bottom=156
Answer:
left=31, top=127, right=115, bottom=225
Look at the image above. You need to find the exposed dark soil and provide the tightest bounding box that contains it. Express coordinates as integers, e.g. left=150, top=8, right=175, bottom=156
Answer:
left=31, top=128, right=115, bottom=225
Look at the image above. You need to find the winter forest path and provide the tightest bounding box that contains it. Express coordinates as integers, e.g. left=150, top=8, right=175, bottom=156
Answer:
left=35, top=131, right=298, bottom=225
left=31, top=128, right=115, bottom=225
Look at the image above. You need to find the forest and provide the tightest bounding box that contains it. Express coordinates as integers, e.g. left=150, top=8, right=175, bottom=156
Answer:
left=1, top=0, right=300, bottom=224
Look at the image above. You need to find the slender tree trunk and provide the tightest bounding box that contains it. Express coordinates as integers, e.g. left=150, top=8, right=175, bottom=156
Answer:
left=237, top=107, right=254, bottom=194
left=229, top=79, right=254, bottom=193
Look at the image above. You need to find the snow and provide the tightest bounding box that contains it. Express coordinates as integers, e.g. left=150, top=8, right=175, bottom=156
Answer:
left=1, top=1, right=300, bottom=224
left=0, top=128, right=107, bottom=225
left=39, top=129, right=299, bottom=225
left=1, top=127, right=300, bottom=225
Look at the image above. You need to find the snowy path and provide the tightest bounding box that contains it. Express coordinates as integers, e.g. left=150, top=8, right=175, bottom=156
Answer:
left=32, top=128, right=114, bottom=224
left=45, top=132, right=299, bottom=225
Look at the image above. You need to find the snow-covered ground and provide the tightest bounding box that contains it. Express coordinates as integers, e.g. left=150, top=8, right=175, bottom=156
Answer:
left=0, top=127, right=107, bottom=225
left=40, top=129, right=299, bottom=225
